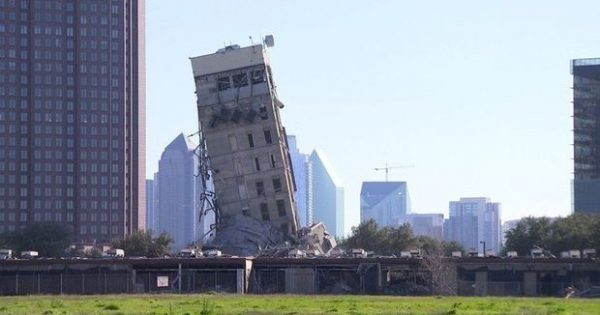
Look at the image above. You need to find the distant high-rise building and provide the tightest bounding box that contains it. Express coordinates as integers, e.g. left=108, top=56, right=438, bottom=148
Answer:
left=360, top=182, right=411, bottom=227
left=572, top=58, right=600, bottom=214
left=309, top=149, right=344, bottom=237
left=399, top=213, right=444, bottom=240
left=445, top=197, right=502, bottom=255
left=287, top=135, right=312, bottom=227
left=145, top=178, right=157, bottom=232
left=156, top=134, right=205, bottom=251
left=0, top=0, right=146, bottom=242
left=287, top=136, right=344, bottom=236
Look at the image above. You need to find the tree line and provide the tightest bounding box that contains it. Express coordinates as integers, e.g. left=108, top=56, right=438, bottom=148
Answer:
left=502, top=214, right=600, bottom=256
left=340, top=214, right=600, bottom=258
left=0, top=222, right=173, bottom=258
left=2, top=214, right=598, bottom=258
left=338, top=219, right=464, bottom=256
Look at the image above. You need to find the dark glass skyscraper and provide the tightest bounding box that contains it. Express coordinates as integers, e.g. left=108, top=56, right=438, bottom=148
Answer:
left=0, top=0, right=145, bottom=243
left=572, top=58, right=600, bottom=214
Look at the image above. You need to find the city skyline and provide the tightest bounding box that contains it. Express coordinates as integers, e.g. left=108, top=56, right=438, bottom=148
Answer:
left=145, top=1, right=600, bottom=235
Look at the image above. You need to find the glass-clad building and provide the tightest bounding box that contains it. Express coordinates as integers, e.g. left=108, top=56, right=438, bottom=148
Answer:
left=572, top=58, right=600, bottom=214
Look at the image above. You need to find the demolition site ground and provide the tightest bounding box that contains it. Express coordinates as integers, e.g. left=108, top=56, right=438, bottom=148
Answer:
left=0, top=295, right=599, bottom=315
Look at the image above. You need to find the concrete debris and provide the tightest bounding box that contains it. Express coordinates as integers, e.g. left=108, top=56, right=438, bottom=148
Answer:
left=209, top=214, right=286, bottom=257
left=297, top=222, right=337, bottom=255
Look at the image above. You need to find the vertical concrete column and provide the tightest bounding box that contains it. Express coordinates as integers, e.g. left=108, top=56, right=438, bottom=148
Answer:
left=236, top=269, right=245, bottom=294
left=475, top=271, right=488, bottom=296
left=178, top=263, right=182, bottom=294
left=285, top=268, right=316, bottom=294
left=441, top=261, right=458, bottom=295
left=523, top=272, right=537, bottom=296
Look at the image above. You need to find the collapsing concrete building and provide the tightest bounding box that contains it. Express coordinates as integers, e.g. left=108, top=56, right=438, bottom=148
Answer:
left=190, top=40, right=301, bottom=255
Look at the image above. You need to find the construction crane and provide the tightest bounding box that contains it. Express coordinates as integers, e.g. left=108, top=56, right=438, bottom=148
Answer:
left=374, top=163, right=414, bottom=182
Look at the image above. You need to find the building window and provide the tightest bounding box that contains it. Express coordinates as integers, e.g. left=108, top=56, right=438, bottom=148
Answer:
left=217, top=76, right=230, bottom=91
left=234, top=159, right=243, bottom=175
left=254, top=157, right=261, bottom=171
left=255, top=180, right=264, bottom=196
left=232, top=73, right=248, bottom=88
left=247, top=133, right=254, bottom=148
left=272, top=177, right=282, bottom=193
left=277, top=200, right=287, bottom=217
left=270, top=154, right=276, bottom=168
left=260, top=203, right=270, bottom=221
left=238, top=183, right=247, bottom=199
left=259, top=106, right=268, bottom=120
left=264, top=129, right=272, bottom=144
left=281, top=223, right=289, bottom=234
left=228, top=134, right=238, bottom=151
left=251, top=69, right=266, bottom=84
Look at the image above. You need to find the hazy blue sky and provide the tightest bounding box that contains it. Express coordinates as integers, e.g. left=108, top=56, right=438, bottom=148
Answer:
left=146, top=0, right=600, bottom=235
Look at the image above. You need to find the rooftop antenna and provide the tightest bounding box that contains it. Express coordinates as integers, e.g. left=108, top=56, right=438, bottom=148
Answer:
left=374, top=163, right=414, bottom=182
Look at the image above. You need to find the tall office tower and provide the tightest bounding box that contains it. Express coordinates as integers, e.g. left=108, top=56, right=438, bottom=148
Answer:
left=0, top=1, right=145, bottom=242
left=156, top=134, right=207, bottom=251
left=145, top=178, right=157, bottom=232
left=399, top=213, right=444, bottom=240
left=287, top=135, right=312, bottom=227
left=190, top=41, right=299, bottom=253
left=572, top=58, right=600, bottom=213
left=309, top=149, right=344, bottom=237
left=446, top=197, right=502, bottom=255
left=360, top=182, right=411, bottom=227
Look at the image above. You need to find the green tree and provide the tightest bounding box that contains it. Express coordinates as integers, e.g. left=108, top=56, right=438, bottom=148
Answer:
left=0, top=222, right=72, bottom=257
left=546, top=214, right=600, bottom=255
left=339, top=220, right=416, bottom=256
left=502, top=216, right=552, bottom=256
left=385, top=223, right=416, bottom=255
left=441, top=240, right=465, bottom=257
left=340, top=219, right=382, bottom=252
left=112, top=230, right=173, bottom=257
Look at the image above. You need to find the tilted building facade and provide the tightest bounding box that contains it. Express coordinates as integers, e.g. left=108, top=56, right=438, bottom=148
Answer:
left=190, top=44, right=299, bottom=251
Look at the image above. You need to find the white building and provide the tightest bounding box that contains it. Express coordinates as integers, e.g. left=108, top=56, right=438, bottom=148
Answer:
left=445, top=197, right=502, bottom=255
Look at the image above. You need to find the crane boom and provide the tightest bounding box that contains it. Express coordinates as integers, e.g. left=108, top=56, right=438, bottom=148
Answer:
left=373, top=162, right=414, bottom=181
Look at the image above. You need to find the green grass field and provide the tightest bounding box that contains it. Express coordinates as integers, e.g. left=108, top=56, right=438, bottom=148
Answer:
left=0, top=294, right=598, bottom=315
